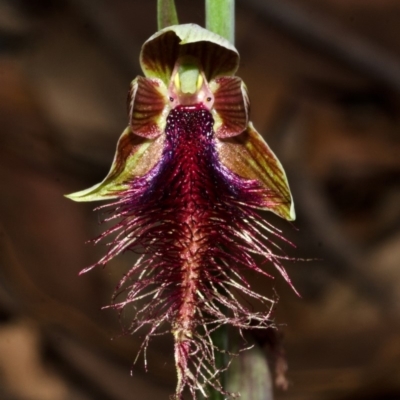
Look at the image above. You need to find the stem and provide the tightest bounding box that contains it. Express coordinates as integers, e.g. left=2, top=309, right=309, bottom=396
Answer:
left=157, top=0, right=179, bottom=30
left=205, top=0, right=235, bottom=44
left=197, top=325, right=229, bottom=400
left=210, top=325, right=229, bottom=400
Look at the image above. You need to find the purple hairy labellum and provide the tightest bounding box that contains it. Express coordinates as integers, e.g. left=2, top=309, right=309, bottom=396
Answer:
left=67, top=24, right=296, bottom=399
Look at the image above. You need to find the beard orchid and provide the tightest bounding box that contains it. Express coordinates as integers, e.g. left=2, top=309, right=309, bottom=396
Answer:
left=67, top=24, right=295, bottom=399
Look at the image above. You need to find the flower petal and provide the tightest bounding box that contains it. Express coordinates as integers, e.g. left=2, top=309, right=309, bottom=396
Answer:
left=140, top=23, right=239, bottom=85
left=66, top=128, right=164, bottom=202
left=128, top=76, right=169, bottom=138
left=216, top=122, right=295, bottom=220
left=210, top=76, right=249, bottom=138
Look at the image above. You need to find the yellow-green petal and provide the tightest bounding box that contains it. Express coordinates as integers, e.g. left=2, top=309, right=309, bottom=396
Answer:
left=66, top=128, right=164, bottom=202
left=216, top=123, right=295, bottom=221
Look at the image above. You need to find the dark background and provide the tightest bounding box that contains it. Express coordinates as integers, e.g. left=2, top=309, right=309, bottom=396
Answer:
left=0, top=0, right=399, bottom=399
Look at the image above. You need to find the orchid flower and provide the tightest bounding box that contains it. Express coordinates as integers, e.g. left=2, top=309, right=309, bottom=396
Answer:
left=67, top=24, right=295, bottom=399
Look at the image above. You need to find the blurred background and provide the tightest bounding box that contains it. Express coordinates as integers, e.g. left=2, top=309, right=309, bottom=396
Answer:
left=0, top=0, right=400, bottom=399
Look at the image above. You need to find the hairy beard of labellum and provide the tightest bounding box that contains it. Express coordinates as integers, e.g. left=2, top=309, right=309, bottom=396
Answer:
left=93, top=105, right=290, bottom=399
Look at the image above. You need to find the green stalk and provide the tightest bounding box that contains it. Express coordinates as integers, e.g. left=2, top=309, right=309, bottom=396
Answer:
left=198, top=324, right=229, bottom=400
left=212, top=325, right=229, bottom=400
left=157, top=0, right=179, bottom=30
left=205, top=0, right=235, bottom=44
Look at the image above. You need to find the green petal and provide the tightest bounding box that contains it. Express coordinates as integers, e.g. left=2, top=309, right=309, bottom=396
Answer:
left=216, top=123, right=295, bottom=221
left=66, top=128, right=164, bottom=202
left=210, top=76, right=249, bottom=138
left=129, top=76, right=169, bottom=138
left=140, top=24, right=239, bottom=85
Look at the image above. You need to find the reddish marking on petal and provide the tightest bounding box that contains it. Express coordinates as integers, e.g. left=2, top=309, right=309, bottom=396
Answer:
left=141, top=31, right=179, bottom=84
left=212, top=76, right=249, bottom=138
left=129, top=77, right=167, bottom=138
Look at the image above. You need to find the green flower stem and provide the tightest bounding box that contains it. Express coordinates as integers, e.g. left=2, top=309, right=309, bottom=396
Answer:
left=205, top=0, right=235, bottom=44
left=198, top=324, right=229, bottom=400
left=157, top=0, right=179, bottom=30
left=212, top=325, right=229, bottom=399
